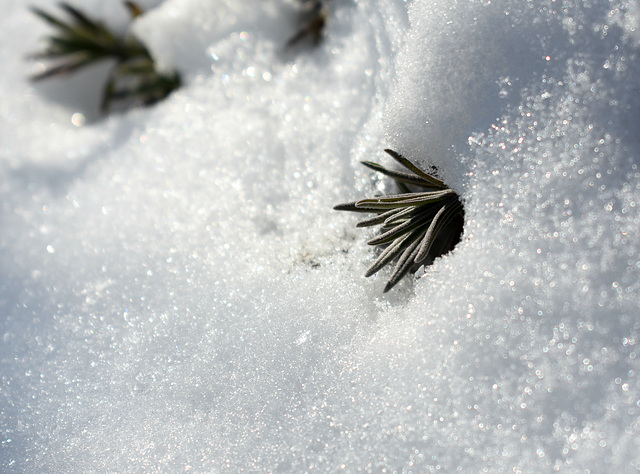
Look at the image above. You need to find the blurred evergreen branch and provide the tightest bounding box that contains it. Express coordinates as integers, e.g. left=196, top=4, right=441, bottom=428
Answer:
left=335, top=149, right=464, bottom=292
left=29, top=2, right=180, bottom=113
left=286, top=0, right=328, bottom=48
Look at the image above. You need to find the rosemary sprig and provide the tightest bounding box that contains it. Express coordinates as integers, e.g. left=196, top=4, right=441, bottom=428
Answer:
left=30, top=2, right=181, bottom=113
left=335, top=149, right=464, bottom=292
left=286, top=0, right=328, bottom=48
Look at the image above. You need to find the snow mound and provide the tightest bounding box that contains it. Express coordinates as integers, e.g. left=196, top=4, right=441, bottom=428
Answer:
left=1, top=0, right=639, bottom=471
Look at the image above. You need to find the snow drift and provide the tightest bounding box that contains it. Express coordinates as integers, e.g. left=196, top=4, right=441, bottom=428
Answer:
left=1, top=0, right=639, bottom=471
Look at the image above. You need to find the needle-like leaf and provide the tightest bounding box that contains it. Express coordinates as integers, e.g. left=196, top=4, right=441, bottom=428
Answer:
left=286, top=1, right=327, bottom=48
left=335, top=150, right=464, bottom=292
left=29, top=2, right=181, bottom=113
left=384, top=149, right=446, bottom=188
left=383, top=237, right=422, bottom=293
left=124, top=1, right=144, bottom=18
left=367, top=205, right=439, bottom=246
left=59, top=3, right=102, bottom=34
left=364, top=230, right=417, bottom=278
left=355, top=189, right=455, bottom=210
left=355, top=208, right=402, bottom=228
left=360, top=161, right=438, bottom=188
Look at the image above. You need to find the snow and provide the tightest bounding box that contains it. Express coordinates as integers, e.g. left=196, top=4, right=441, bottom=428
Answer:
left=1, top=0, right=640, bottom=471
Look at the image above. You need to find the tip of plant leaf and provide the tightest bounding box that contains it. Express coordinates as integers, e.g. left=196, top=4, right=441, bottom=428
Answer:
left=333, top=201, right=357, bottom=211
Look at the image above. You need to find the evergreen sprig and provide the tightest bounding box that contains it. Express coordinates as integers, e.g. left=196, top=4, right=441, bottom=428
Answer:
left=30, top=2, right=180, bottom=112
left=286, top=0, right=328, bottom=48
left=335, top=149, right=464, bottom=292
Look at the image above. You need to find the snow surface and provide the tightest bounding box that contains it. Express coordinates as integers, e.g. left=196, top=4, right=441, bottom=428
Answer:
left=2, top=0, right=640, bottom=471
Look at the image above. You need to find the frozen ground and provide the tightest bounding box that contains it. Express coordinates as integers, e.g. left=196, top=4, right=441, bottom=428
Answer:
left=1, top=0, right=640, bottom=471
